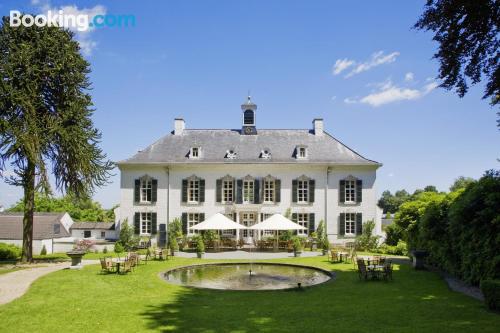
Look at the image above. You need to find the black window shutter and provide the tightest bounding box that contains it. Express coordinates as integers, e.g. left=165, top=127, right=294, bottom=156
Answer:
left=151, top=213, right=157, bottom=234
left=216, top=179, right=222, bottom=203
left=134, top=212, right=140, bottom=234
left=134, top=179, right=140, bottom=203
left=291, top=213, right=298, bottom=235
left=339, top=180, right=346, bottom=203
left=356, top=180, right=362, bottom=203
left=309, top=179, right=315, bottom=203
left=260, top=213, right=263, bottom=221
left=275, top=179, right=281, bottom=203
left=236, top=179, right=243, bottom=204
left=199, top=213, right=205, bottom=222
left=308, top=213, right=315, bottom=235
left=152, top=179, right=158, bottom=203
left=182, top=179, right=188, bottom=203
left=233, top=212, right=237, bottom=236
left=356, top=213, right=363, bottom=235
left=199, top=179, right=205, bottom=202
left=181, top=213, right=188, bottom=234
left=339, top=213, right=345, bottom=236
left=292, top=179, right=298, bottom=203
left=254, top=179, right=260, bottom=204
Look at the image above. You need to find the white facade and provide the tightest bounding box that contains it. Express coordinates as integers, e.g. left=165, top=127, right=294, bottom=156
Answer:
left=118, top=98, right=382, bottom=245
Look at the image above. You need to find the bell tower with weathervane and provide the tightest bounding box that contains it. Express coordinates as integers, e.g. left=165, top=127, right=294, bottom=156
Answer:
left=241, top=95, right=257, bottom=135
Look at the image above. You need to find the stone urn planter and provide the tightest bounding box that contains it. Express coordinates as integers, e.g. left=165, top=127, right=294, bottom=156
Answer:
left=66, top=250, right=85, bottom=269
left=294, top=250, right=302, bottom=258
left=410, top=250, right=428, bottom=270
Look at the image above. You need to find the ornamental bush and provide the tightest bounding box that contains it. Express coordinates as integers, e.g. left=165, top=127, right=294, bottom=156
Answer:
left=40, top=245, right=47, bottom=255
left=0, top=243, right=21, bottom=260
left=480, top=280, right=500, bottom=311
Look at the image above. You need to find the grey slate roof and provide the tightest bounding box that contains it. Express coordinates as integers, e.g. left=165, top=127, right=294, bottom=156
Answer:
left=70, top=222, right=115, bottom=230
left=118, top=129, right=380, bottom=166
left=0, top=212, right=70, bottom=240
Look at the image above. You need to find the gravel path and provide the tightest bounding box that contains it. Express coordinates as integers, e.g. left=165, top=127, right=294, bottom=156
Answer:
left=174, top=250, right=323, bottom=259
left=0, top=263, right=69, bottom=306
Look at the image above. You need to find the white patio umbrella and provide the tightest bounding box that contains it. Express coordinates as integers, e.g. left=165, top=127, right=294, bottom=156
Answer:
left=249, top=214, right=306, bottom=250
left=249, top=213, right=306, bottom=231
left=189, top=212, right=247, bottom=230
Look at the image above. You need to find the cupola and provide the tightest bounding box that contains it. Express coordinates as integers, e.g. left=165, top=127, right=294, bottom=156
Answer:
left=241, top=96, right=257, bottom=135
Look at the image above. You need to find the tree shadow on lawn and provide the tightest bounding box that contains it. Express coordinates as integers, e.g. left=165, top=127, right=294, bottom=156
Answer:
left=140, top=264, right=496, bottom=333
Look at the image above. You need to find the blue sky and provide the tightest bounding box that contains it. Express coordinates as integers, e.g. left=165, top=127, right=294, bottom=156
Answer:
left=0, top=0, right=498, bottom=208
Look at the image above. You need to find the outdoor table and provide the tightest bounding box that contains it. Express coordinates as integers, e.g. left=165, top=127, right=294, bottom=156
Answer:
left=338, top=251, right=349, bottom=262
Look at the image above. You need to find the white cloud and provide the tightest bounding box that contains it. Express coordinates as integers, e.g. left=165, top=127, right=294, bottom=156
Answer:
left=34, top=1, right=106, bottom=56
left=344, top=79, right=438, bottom=107
left=330, top=96, right=337, bottom=101
left=332, top=58, right=355, bottom=75
left=404, top=72, right=414, bottom=82
left=345, top=51, right=400, bottom=78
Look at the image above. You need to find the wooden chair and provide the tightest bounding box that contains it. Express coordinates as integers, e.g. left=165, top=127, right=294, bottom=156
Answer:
left=357, top=259, right=369, bottom=280
left=120, top=259, right=133, bottom=274
left=100, top=257, right=116, bottom=273
left=329, top=250, right=339, bottom=263
left=383, top=261, right=393, bottom=281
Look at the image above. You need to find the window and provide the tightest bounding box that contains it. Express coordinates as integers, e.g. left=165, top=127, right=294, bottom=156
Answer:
left=84, top=230, right=91, bottom=238
left=261, top=149, right=271, bottom=159
left=297, top=214, right=309, bottom=236
left=191, top=147, right=199, bottom=158
left=222, top=213, right=236, bottom=236
left=53, top=224, right=60, bottom=235
left=226, top=150, right=237, bottom=159
left=263, top=179, right=275, bottom=203
left=243, top=180, right=254, bottom=203
left=261, top=213, right=274, bottom=236
left=222, top=179, right=234, bottom=203
left=345, top=213, right=356, bottom=236
left=187, top=213, right=200, bottom=235
left=188, top=179, right=200, bottom=203
left=140, top=178, right=152, bottom=202
left=345, top=180, right=356, bottom=203
left=101, top=231, right=106, bottom=238
left=241, top=213, right=255, bottom=237
left=296, top=146, right=308, bottom=159
left=297, top=180, right=309, bottom=203
left=244, top=110, right=254, bottom=125
left=141, top=212, right=152, bottom=234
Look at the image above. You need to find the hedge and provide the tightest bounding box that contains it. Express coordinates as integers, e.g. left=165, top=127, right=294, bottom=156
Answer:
left=0, top=243, right=21, bottom=260
left=480, top=280, right=500, bottom=311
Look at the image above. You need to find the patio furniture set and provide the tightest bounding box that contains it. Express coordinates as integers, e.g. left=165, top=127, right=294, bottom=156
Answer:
left=99, top=249, right=169, bottom=274
left=356, top=256, right=393, bottom=281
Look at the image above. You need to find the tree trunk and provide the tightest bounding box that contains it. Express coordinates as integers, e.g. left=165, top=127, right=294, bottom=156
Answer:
left=21, top=161, right=36, bottom=263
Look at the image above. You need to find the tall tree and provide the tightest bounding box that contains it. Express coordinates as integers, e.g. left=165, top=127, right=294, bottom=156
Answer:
left=0, top=17, right=113, bottom=262
left=415, top=0, right=499, bottom=122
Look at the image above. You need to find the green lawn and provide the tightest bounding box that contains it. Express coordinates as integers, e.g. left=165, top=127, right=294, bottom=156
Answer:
left=0, top=256, right=497, bottom=333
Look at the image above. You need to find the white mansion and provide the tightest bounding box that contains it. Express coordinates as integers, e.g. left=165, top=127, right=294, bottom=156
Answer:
left=117, top=97, right=383, bottom=245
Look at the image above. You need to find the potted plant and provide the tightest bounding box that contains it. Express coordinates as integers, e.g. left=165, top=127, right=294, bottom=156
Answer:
left=321, top=235, right=330, bottom=256
left=169, top=236, right=179, bottom=256
left=310, top=231, right=318, bottom=251
left=292, top=237, right=303, bottom=257
left=410, top=249, right=428, bottom=270
left=196, top=238, right=205, bottom=259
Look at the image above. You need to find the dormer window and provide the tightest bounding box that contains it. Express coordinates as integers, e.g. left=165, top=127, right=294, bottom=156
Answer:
left=190, top=147, right=200, bottom=159
left=226, top=150, right=237, bottom=159
left=296, top=146, right=308, bottom=159
left=260, top=149, right=271, bottom=159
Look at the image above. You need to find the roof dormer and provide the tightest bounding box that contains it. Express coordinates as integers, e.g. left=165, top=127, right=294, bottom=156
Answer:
left=295, top=145, right=308, bottom=159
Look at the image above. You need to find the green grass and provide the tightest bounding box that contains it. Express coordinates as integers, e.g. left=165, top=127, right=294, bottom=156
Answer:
left=0, top=256, right=498, bottom=333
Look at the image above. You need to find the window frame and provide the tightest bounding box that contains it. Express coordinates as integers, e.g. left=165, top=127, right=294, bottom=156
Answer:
left=83, top=230, right=91, bottom=238
left=296, top=213, right=309, bottom=236
left=296, top=146, right=308, bottom=159
left=187, top=179, right=200, bottom=203
left=243, top=179, right=255, bottom=203
left=101, top=231, right=106, bottom=238
left=345, top=180, right=356, bottom=203
left=345, top=212, right=356, bottom=236
left=222, top=178, right=234, bottom=204
left=140, top=177, right=153, bottom=203
left=190, top=147, right=200, bottom=158
left=297, top=179, right=309, bottom=203
left=140, top=212, right=152, bottom=235
left=187, top=213, right=200, bottom=235
left=263, top=178, right=275, bottom=203
left=261, top=213, right=274, bottom=236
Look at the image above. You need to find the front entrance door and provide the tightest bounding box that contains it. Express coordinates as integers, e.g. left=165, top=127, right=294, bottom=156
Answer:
left=240, top=212, right=257, bottom=244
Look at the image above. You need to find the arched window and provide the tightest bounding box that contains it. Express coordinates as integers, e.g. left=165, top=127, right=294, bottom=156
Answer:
left=243, top=109, right=254, bottom=125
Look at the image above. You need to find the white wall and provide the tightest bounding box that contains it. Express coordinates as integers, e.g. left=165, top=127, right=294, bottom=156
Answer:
left=119, top=163, right=380, bottom=244
left=70, top=229, right=118, bottom=240
left=0, top=239, right=53, bottom=255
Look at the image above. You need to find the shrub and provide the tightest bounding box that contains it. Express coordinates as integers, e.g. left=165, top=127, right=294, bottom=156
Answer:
left=74, top=239, right=95, bottom=252
left=292, top=236, right=304, bottom=252
left=480, top=280, right=500, bottom=311
left=376, top=240, right=408, bottom=256
left=114, top=242, right=124, bottom=254
left=102, top=246, right=108, bottom=254
left=40, top=245, right=47, bottom=255
left=119, top=220, right=139, bottom=250
left=384, top=224, right=402, bottom=246
left=355, top=219, right=380, bottom=251
left=169, top=237, right=179, bottom=252
left=0, top=243, right=21, bottom=260
left=196, top=238, right=205, bottom=253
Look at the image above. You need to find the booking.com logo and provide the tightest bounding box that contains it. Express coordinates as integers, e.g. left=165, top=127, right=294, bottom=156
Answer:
left=9, top=10, right=135, bottom=31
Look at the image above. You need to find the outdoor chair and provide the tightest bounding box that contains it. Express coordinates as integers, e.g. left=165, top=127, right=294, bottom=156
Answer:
left=100, top=257, right=116, bottom=273
left=383, top=262, right=393, bottom=281
left=357, top=259, right=369, bottom=280
left=120, top=259, right=133, bottom=274
left=329, top=250, right=339, bottom=263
